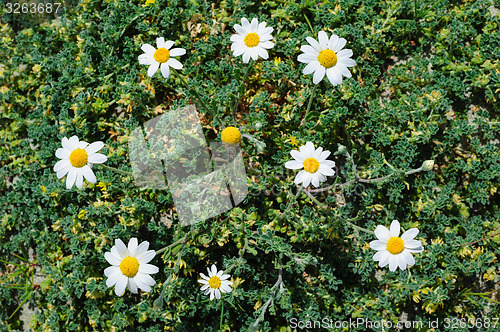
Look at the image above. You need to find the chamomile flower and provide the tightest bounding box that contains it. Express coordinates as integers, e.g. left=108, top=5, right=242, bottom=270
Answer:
left=230, top=18, right=274, bottom=63
left=221, top=126, right=242, bottom=145
left=298, top=31, right=355, bottom=85
left=284, top=142, right=336, bottom=188
left=53, top=136, right=107, bottom=189
left=138, top=37, right=186, bottom=78
left=198, top=264, right=233, bottom=300
left=369, top=220, right=424, bottom=272
left=104, top=238, right=159, bottom=296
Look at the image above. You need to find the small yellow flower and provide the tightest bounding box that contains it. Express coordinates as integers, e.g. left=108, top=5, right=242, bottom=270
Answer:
left=274, top=57, right=281, bottom=66
left=142, top=0, right=155, bottom=6
left=221, top=127, right=242, bottom=144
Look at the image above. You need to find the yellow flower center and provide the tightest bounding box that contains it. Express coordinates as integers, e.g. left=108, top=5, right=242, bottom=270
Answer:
left=120, top=256, right=139, bottom=278
left=386, top=237, right=405, bottom=255
left=69, top=149, right=88, bottom=168
left=154, top=47, right=170, bottom=63
left=221, top=126, right=242, bottom=144
left=318, top=49, right=337, bottom=68
left=303, top=158, right=319, bottom=174
left=208, top=276, right=221, bottom=289
left=244, top=33, right=260, bottom=48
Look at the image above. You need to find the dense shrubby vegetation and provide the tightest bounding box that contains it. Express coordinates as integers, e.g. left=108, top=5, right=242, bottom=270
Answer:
left=1, top=0, right=499, bottom=330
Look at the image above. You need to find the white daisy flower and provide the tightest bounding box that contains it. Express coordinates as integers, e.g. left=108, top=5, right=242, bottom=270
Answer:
left=138, top=37, right=186, bottom=78
left=53, top=135, right=107, bottom=189
left=198, top=264, right=233, bottom=300
left=230, top=17, right=274, bottom=63
left=284, top=141, right=336, bottom=188
left=369, top=220, right=424, bottom=272
left=298, top=31, right=356, bottom=85
left=104, top=238, right=159, bottom=296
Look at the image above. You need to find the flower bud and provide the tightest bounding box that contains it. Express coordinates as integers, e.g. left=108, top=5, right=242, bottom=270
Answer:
left=337, top=144, right=347, bottom=155
left=422, top=160, right=435, bottom=171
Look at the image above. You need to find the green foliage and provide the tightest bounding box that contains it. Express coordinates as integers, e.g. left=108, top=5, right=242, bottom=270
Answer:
left=1, top=0, right=499, bottom=331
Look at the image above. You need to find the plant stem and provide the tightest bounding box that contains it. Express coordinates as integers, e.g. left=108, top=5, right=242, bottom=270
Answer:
left=220, top=299, right=224, bottom=331
left=346, top=222, right=374, bottom=235
left=99, top=164, right=133, bottom=176
left=277, top=186, right=304, bottom=222
left=231, top=60, right=254, bottom=125
left=172, top=70, right=213, bottom=116
left=301, top=84, right=317, bottom=126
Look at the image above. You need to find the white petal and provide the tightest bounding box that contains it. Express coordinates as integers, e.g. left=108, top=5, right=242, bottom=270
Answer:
left=139, top=272, right=156, bottom=287
left=220, top=274, right=231, bottom=280
left=318, top=165, right=335, bottom=176
left=135, top=274, right=152, bottom=293
left=141, top=43, right=155, bottom=54
left=370, top=240, right=387, bottom=251
left=200, top=284, right=210, bottom=290
left=68, top=136, right=79, bottom=148
left=105, top=252, right=121, bottom=266
left=86, top=141, right=104, bottom=154
left=398, top=254, right=407, bottom=271
left=87, top=153, right=107, bottom=164
left=242, top=51, right=251, bottom=63
left=336, top=49, right=353, bottom=58
left=61, top=137, right=73, bottom=150
left=210, top=265, right=218, bottom=276
left=169, top=48, right=186, bottom=57
left=305, top=142, right=315, bottom=155
left=328, top=34, right=339, bottom=51
left=372, top=250, right=386, bottom=262
left=156, top=37, right=165, bottom=49
left=318, top=150, right=331, bottom=161
left=139, top=263, right=159, bottom=275
left=55, top=148, right=70, bottom=160
left=311, top=173, right=321, bottom=188
left=378, top=251, right=391, bottom=267
left=66, top=167, right=77, bottom=189
left=301, top=172, right=312, bottom=188
left=388, top=257, right=398, bottom=272
left=338, top=57, right=356, bottom=67
left=234, top=24, right=246, bottom=36
left=81, top=165, right=96, bottom=183
left=313, top=65, right=326, bottom=84
left=401, top=228, right=419, bottom=241
left=230, top=34, right=243, bottom=42
left=318, top=31, right=329, bottom=49
left=250, top=48, right=259, bottom=60
left=306, top=36, right=322, bottom=52
left=374, top=225, right=391, bottom=242
left=54, top=159, right=70, bottom=172
left=138, top=53, right=154, bottom=65
left=136, top=249, right=155, bottom=265
left=333, top=37, right=347, bottom=53
left=250, top=18, right=258, bottom=31
left=403, top=250, right=415, bottom=267
left=285, top=160, right=303, bottom=170
left=220, top=283, right=232, bottom=293
left=290, top=149, right=305, bottom=162
left=326, top=67, right=342, bottom=86
left=75, top=171, right=84, bottom=189
left=115, top=239, right=130, bottom=257
left=215, top=289, right=221, bottom=299
left=128, top=278, right=138, bottom=294
left=111, top=246, right=124, bottom=260
left=104, top=266, right=119, bottom=277
left=128, top=238, right=138, bottom=255
left=56, top=163, right=71, bottom=179
left=114, top=276, right=128, bottom=296
left=300, top=45, right=319, bottom=56
left=167, top=58, right=183, bottom=70
left=106, top=269, right=123, bottom=287
left=298, top=53, right=318, bottom=63
left=209, top=290, right=215, bottom=300
left=199, top=273, right=209, bottom=280
left=147, top=62, right=160, bottom=77
left=164, top=40, right=175, bottom=50
left=390, top=220, right=400, bottom=237
left=160, top=63, right=170, bottom=78
left=294, top=170, right=306, bottom=185
left=303, top=61, right=320, bottom=75
left=256, top=46, right=269, bottom=60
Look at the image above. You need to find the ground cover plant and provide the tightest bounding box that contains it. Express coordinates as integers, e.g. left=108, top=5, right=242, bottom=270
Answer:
left=1, top=0, right=499, bottom=331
